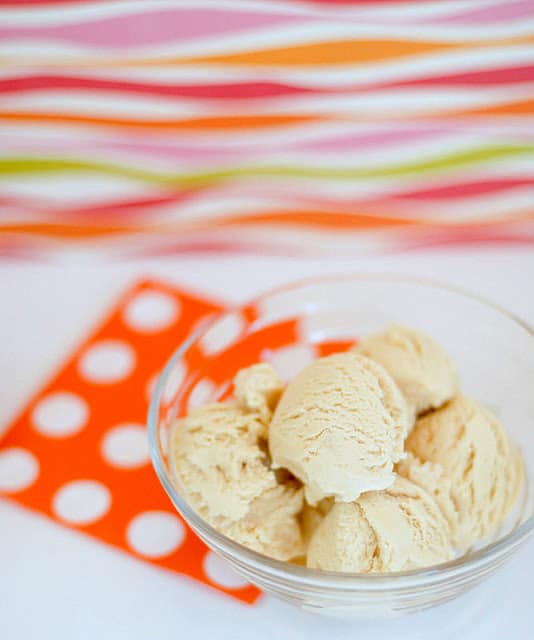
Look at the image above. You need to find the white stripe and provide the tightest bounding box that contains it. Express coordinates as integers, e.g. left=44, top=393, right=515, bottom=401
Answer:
left=2, top=84, right=534, bottom=119
left=0, top=175, right=164, bottom=203
left=0, top=93, right=209, bottom=117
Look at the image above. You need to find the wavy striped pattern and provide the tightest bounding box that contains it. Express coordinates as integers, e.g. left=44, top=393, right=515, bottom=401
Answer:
left=1, top=0, right=534, bottom=258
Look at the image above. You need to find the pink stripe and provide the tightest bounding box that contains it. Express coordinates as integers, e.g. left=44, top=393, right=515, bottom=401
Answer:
left=423, top=0, right=534, bottom=25
left=0, top=124, right=485, bottom=164
left=297, top=124, right=455, bottom=152
left=376, top=65, right=534, bottom=90
left=123, top=237, right=311, bottom=259
left=393, top=227, right=534, bottom=254
left=0, top=9, right=309, bottom=47
left=385, top=178, right=534, bottom=201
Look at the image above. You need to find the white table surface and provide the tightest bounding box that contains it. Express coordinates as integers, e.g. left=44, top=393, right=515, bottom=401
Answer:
left=1, top=247, right=533, bottom=640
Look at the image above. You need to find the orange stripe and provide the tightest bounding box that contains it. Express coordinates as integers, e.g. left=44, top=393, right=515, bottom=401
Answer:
left=217, top=211, right=417, bottom=229
left=4, top=211, right=532, bottom=240
left=1, top=224, right=135, bottom=239
left=163, top=36, right=533, bottom=67
left=0, top=214, right=419, bottom=239
left=455, top=98, right=534, bottom=117
left=4, top=36, right=531, bottom=69
left=164, top=39, right=456, bottom=67
left=0, top=112, right=323, bottom=130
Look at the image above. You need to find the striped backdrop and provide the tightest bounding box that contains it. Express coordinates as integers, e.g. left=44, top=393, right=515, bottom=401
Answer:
left=1, top=0, right=533, bottom=259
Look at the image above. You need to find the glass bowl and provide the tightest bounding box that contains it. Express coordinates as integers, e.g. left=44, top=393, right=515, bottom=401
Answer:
left=148, top=274, right=534, bottom=618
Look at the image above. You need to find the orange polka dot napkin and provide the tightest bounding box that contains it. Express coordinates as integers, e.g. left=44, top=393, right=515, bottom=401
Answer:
left=0, top=279, right=260, bottom=604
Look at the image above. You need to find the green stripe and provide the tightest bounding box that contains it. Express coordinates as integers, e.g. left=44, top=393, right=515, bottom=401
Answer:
left=0, top=144, right=532, bottom=186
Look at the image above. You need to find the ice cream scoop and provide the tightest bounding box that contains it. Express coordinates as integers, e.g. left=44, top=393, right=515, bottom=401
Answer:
left=269, top=352, right=409, bottom=505
left=171, top=403, right=303, bottom=560
left=402, top=395, right=523, bottom=551
left=356, top=325, right=459, bottom=425
left=234, top=362, right=284, bottom=424
left=307, top=477, right=454, bottom=572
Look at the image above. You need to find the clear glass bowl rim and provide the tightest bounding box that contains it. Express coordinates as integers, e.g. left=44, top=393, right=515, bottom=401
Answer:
left=148, top=273, right=534, bottom=591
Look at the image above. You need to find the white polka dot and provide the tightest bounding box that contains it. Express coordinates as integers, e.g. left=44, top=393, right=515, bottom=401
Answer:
left=0, top=448, right=39, bottom=493
left=200, top=312, right=244, bottom=355
left=102, top=423, right=149, bottom=469
left=53, top=480, right=111, bottom=525
left=162, top=361, right=187, bottom=404
left=127, top=511, right=185, bottom=558
left=32, top=391, right=88, bottom=437
left=124, top=291, right=179, bottom=333
left=79, top=340, right=135, bottom=384
left=262, top=344, right=316, bottom=382
left=203, top=551, right=249, bottom=589
left=187, top=378, right=216, bottom=410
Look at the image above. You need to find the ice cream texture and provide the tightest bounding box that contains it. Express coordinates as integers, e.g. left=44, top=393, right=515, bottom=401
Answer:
left=234, top=362, right=284, bottom=424
left=356, top=325, right=459, bottom=424
left=399, top=395, right=522, bottom=551
left=269, top=352, right=409, bottom=504
left=307, top=477, right=454, bottom=572
left=171, top=402, right=303, bottom=561
left=168, top=325, right=523, bottom=572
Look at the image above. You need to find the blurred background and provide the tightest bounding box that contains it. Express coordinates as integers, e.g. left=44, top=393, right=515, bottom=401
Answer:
left=1, top=2, right=534, bottom=638
left=1, top=0, right=533, bottom=260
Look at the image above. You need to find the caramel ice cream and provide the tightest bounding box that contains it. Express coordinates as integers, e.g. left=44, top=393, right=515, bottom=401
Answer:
left=401, top=395, right=523, bottom=550
left=269, top=352, right=409, bottom=504
left=307, top=477, right=454, bottom=572
left=356, top=325, right=459, bottom=425
left=171, top=402, right=303, bottom=560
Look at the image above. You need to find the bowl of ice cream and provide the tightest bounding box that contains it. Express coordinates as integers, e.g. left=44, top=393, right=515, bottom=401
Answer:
left=148, top=274, right=534, bottom=618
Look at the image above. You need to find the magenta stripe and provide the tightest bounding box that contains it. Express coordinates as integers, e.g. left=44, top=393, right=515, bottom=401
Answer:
left=2, top=67, right=534, bottom=104
left=0, top=76, right=313, bottom=100
left=374, top=65, right=534, bottom=90
left=0, top=9, right=310, bottom=47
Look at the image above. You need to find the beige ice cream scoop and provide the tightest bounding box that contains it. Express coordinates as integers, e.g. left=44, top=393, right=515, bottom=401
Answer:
left=402, top=395, right=523, bottom=551
left=269, top=352, right=409, bottom=505
left=307, top=477, right=454, bottom=572
left=234, top=363, right=284, bottom=424
left=170, top=402, right=303, bottom=561
left=356, top=324, right=459, bottom=425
